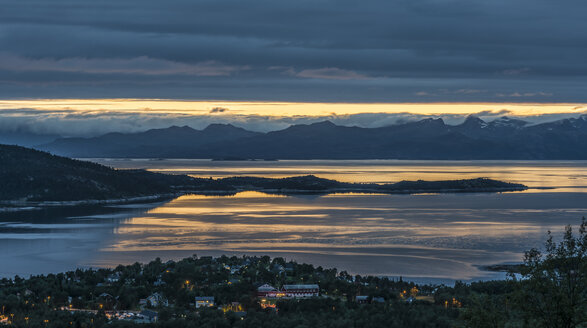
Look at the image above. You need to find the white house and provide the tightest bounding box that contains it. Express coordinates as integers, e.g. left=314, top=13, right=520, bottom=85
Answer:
left=195, top=296, right=215, bottom=308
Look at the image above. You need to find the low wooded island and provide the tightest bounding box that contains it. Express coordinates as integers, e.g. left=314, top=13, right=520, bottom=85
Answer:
left=0, top=144, right=527, bottom=205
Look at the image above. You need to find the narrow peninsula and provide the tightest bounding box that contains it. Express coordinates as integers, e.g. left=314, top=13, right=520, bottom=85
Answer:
left=0, top=144, right=527, bottom=206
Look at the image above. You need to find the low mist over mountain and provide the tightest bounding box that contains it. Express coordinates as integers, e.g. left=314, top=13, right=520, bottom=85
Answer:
left=38, top=115, right=587, bottom=159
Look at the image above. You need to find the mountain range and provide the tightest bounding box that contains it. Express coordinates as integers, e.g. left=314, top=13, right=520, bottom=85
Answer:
left=37, top=115, right=587, bottom=159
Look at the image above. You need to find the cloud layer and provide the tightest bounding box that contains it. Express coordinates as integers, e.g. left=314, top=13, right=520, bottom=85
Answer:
left=1, top=107, right=585, bottom=138
left=0, top=0, right=586, bottom=102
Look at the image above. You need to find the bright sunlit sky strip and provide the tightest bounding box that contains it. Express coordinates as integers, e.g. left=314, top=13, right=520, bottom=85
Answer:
left=1, top=99, right=586, bottom=117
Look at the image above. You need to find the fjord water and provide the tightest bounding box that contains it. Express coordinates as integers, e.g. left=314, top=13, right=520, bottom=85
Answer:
left=1, top=160, right=586, bottom=283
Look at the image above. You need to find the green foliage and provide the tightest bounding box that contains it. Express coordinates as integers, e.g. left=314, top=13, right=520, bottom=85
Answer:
left=454, top=219, right=587, bottom=328
left=513, top=218, right=587, bottom=328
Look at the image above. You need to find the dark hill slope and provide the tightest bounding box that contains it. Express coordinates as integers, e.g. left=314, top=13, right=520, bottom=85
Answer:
left=0, top=145, right=527, bottom=203
left=0, top=144, right=206, bottom=201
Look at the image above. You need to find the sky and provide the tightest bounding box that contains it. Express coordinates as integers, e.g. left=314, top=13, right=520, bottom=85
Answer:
left=0, top=100, right=585, bottom=136
left=1, top=0, right=586, bottom=135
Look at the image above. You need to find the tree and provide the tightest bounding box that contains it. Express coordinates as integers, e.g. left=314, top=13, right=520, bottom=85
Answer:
left=461, top=293, right=512, bottom=328
left=514, top=218, right=587, bottom=328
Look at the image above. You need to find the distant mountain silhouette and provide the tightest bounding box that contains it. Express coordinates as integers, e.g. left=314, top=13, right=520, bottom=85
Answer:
left=41, top=124, right=261, bottom=158
left=38, top=115, right=587, bottom=159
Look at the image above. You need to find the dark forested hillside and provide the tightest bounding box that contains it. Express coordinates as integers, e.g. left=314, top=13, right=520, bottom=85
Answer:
left=0, top=144, right=200, bottom=201
left=0, top=145, right=526, bottom=202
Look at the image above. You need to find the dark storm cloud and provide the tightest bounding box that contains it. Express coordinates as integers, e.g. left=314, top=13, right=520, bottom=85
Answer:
left=0, top=0, right=586, bottom=101
left=210, top=107, right=229, bottom=113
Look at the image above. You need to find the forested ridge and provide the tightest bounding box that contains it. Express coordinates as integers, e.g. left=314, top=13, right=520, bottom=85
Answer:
left=0, top=145, right=526, bottom=203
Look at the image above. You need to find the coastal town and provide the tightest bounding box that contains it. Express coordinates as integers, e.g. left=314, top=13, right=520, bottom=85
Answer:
left=0, top=221, right=585, bottom=328
left=0, top=255, right=457, bottom=327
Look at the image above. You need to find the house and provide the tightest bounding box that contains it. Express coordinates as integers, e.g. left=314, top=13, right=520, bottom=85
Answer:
left=195, top=297, right=215, bottom=308
left=229, top=265, right=242, bottom=275
left=356, top=296, right=369, bottom=304
left=146, top=292, right=168, bottom=307
left=282, top=284, right=319, bottom=298
left=257, top=284, right=278, bottom=298
left=271, top=264, right=285, bottom=274
left=106, top=272, right=121, bottom=283
left=153, top=277, right=166, bottom=286
left=373, top=297, right=385, bottom=303
left=356, top=296, right=385, bottom=304
left=140, top=310, right=158, bottom=322
left=221, top=302, right=244, bottom=313
left=99, top=292, right=113, bottom=298
left=257, top=284, right=319, bottom=298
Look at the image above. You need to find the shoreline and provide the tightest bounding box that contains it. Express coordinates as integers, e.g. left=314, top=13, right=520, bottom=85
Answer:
left=0, top=183, right=528, bottom=212
left=0, top=254, right=513, bottom=285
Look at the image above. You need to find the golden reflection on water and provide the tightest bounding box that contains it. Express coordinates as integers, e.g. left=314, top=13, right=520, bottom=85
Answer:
left=110, top=194, right=551, bottom=253
left=4, top=160, right=586, bottom=281
left=92, top=159, right=587, bottom=192
left=85, top=160, right=587, bottom=280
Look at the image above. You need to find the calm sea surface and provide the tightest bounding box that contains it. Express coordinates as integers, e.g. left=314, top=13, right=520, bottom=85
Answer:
left=1, top=160, right=587, bottom=284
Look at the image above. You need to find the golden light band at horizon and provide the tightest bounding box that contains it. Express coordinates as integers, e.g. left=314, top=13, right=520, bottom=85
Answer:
left=0, top=99, right=586, bottom=116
